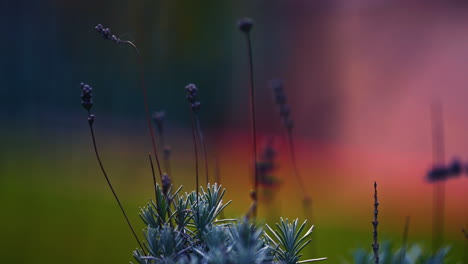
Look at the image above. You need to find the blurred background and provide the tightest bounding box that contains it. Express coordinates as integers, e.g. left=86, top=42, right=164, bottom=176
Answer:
left=1, top=0, right=468, bottom=263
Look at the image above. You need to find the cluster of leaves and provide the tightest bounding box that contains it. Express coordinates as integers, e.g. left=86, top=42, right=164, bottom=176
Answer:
left=345, top=242, right=450, bottom=264
left=132, top=183, right=326, bottom=264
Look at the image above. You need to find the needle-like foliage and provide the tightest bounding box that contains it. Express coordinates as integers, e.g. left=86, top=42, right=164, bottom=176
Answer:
left=132, top=184, right=325, bottom=264
left=265, top=218, right=326, bottom=264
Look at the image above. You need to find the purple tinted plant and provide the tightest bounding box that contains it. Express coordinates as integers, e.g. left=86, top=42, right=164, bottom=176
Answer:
left=80, top=82, right=145, bottom=253
left=271, top=79, right=312, bottom=220
left=152, top=110, right=172, bottom=177
left=372, top=182, right=380, bottom=264
left=256, top=138, right=281, bottom=204
left=185, top=83, right=201, bottom=204
left=238, top=17, right=259, bottom=219
left=95, top=23, right=164, bottom=182
left=184, top=83, right=210, bottom=186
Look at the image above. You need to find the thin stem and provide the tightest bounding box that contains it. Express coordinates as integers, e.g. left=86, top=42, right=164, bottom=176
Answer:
left=286, top=130, right=313, bottom=218
left=195, top=114, right=209, bottom=185
left=372, top=182, right=380, bottom=264
left=155, top=120, right=172, bottom=177
left=286, top=131, right=307, bottom=196
left=124, top=40, right=163, bottom=181
left=160, top=134, right=172, bottom=177
left=88, top=120, right=146, bottom=254
left=399, top=216, right=410, bottom=264
left=189, top=106, right=200, bottom=205
left=148, top=154, right=157, bottom=201
left=244, top=32, right=258, bottom=219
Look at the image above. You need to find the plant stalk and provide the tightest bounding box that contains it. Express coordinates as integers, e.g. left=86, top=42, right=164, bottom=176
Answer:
left=124, top=40, right=163, bottom=181
left=244, top=32, right=258, bottom=219
left=87, top=117, right=146, bottom=254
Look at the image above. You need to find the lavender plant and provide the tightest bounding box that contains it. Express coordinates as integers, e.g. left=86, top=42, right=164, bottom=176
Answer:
left=81, top=19, right=327, bottom=264
left=133, top=183, right=326, bottom=264
left=81, top=81, right=326, bottom=263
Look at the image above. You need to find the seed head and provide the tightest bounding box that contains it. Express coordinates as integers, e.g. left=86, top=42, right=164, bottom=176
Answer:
left=80, top=82, right=93, bottom=111
left=185, top=83, right=198, bottom=101
left=271, top=79, right=294, bottom=131
left=185, top=83, right=201, bottom=113
left=153, top=110, right=166, bottom=123
left=95, top=24, right=121, bottom=44
left=152, top=110, right=166, bottom=134
left=161, top=173, right=171, bottom=196
left=448, top=158, right=462, bottom=176
left=237, top=17, right=253, bottom=33
left=427, top=165, right=449, bottom=182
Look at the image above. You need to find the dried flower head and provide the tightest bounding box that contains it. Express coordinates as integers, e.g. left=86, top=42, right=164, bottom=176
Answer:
left=185, top=83, right=201, bottom=113
left=152, top=110, right=166, bottom=134
left=271, top=79, right=294, bottom=131
left=237, top=17, right=254, bottom=33
left=152, top=110, right=166, bottom=123
left=448, top=158, right=462, bottom=176
left=185, top=83, right=198, bottom=102
left=256, top=138, right=280, bottom=190
left=80, top=82, right=93, bottom=111
left=161, top=173, right=171, bottom=196
left=427, top=158, right=465, bottom=183
left=95, top=24, right=121, bottom=44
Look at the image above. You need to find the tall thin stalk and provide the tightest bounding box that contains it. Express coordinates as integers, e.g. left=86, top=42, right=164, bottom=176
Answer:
left=88, top=119, right=146, bottom=253
left=148, top=154, right=157, bottom=201
left=372, top=182, right=380, bottom=264
left=153, top=110, right=172, bottom=177
left=238, top=17, right=258, bottom=219
left=271, top=80, right=313, bottom=223
left=125, top=40, right=163, bottom=181
left=94, top=24, right=163, bottom=182
left=195, top=114, right=210, bottom=185
left=80, top=81, right=145, bottom=254
left=185, top=84, right=201, bottom=205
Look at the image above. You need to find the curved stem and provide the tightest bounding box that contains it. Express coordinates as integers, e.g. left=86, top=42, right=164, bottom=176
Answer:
left=286, top=130, right=307, bottom=197
left=372, top=182, right=380, bottom=264
left=88, top=120, right=146, bottom=254
left=245, top=32, right=258, bottom=219
left=124, top=40, right=163, bottom=181
left=148, top=154, right=157, bottom=201
left=194, top=114, right=209, bottom=185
